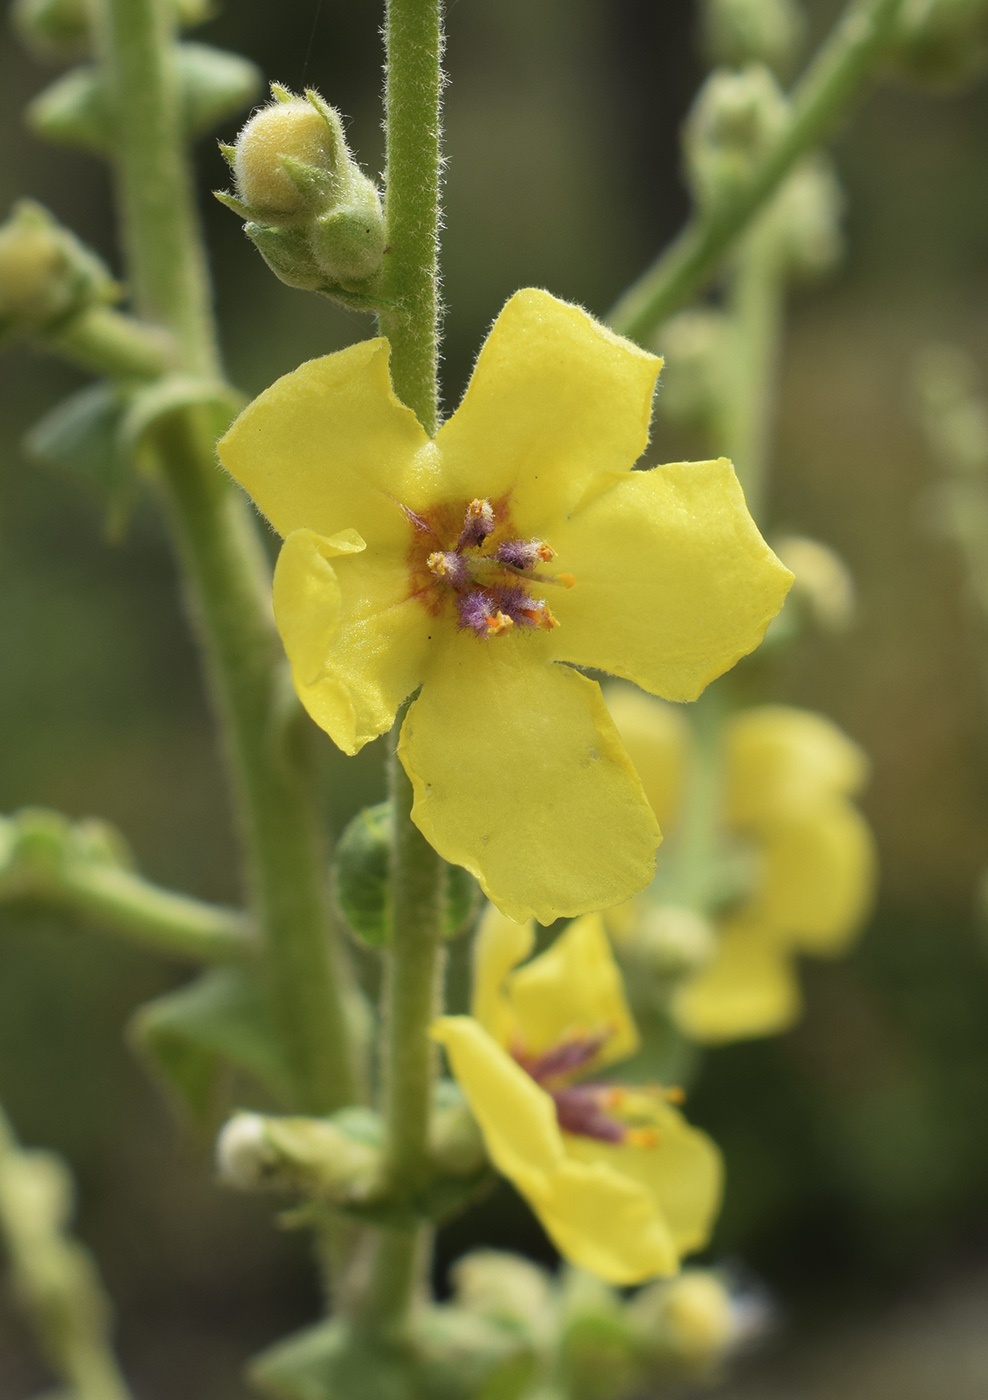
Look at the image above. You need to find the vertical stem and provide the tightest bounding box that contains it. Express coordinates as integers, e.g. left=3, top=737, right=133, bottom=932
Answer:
left=718, top=220, right=787, bottom=525
left=359, top=0, right=447, bottom=1336
left=93, top=0, right=360, bottom=1112
left=379, top=0, right=444, bottom=431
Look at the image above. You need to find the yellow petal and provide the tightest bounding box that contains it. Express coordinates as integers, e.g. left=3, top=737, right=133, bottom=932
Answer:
left=725, top=705, right=869, bottom=828
left=273, top=528, right=432, bottom=754
left=399, top=635, right=660, bottom=924
left=528, top=1155, right=680, bottom=1284
left=217, top=338, right=435, bottom=547
left=550, top=461, right=793, bottom=702
left=673, top=919, right=801, bottom=1043
left=604, top=684, right=689, bottom=831
left=431, top=1016, right=564, bottom=1179
left=471, top=905, right=536, bottom=1046
left=433, top=289, right=661, bottom=535
left=563, top=1100, right=723, bottom=1256
left=752, top=803, right=876, bottom=954
left=505, top=914, right=639, bottom=1069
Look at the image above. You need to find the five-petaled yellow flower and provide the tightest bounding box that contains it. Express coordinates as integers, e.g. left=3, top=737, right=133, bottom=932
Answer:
left=432, top=905, right=723, bottom=1284
left=217, top=289, right=792, bottom=923
left=606, top=691, right=876, bottom=1043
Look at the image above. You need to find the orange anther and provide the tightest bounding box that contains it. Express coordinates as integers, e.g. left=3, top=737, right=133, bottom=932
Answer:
left=536, top=542, right=555, bottom=562
left=664, top=1085, right=686, bottom=1105
left=484, top=610, right=513, bottom=637
left=625, top=1128, right=659, bottom=1149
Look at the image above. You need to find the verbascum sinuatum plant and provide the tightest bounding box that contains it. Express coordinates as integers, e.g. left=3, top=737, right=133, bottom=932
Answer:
left=606, top=690, right=876, bottom=1042
left=217, top=288, right=793, bottom=924
left=432, top=905, right=723, bottom=1284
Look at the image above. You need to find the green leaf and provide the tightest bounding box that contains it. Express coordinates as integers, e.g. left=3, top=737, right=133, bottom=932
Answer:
left=128, top=965, right=293, bottom=1122
left=333, top=802, right=479, bottom=948
left=119, top=373, right=245, bottom=465
left=25, top=383, right=135, bottom=538
left=250, top=1320, right=414, bottom=1400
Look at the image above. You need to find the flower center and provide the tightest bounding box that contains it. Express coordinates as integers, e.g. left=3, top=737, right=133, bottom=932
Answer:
left=405, top=496, right=574, bottom=639
left=513, top=1030, right=683, bottom=1148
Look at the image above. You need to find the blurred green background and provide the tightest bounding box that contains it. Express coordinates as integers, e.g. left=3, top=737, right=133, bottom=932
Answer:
left=3, top=0, right=988, bottom=1395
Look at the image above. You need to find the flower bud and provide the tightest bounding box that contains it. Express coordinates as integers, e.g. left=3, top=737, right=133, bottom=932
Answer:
left=628, top=905, right=718, bottom=976
left=774, top=535, right=856, bottom=632
left=13, top=0, right=216, bottom=61
left=0, top=202, right=117, bottom=345
left=628, top=1270, right=735, bottom=1368
left=451, top=1250, right=556, bottom=1342
left=684, top=65, right=789, bottom=209
left=218, top=86, right=387, bottom=296
left=888, top=0, right=988, bottom=90
left=216, top=1109, right=381, bottom=1202
left=701, top=0, right=807, bottom=74
left=656, top=309, right=730, bottom=427
left=429, top=1081, right=487, bottom=1177
left=769, top=158, right=843, bottom=280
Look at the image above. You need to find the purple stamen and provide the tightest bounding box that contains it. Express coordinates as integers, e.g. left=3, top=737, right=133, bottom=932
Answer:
left=456, top=499, right=497, bottom=551
left=518, top=1031, right=611, bottom=1085
left=551, top=1084, right=627, bottom=1143
left=456, top=589, right=499, bottom=636
left=493, top=538, right=551, bottom=570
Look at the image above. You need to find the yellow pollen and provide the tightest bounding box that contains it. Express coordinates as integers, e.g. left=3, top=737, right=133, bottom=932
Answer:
left=625, top=1128, right=660, bottom=1149
left=536, top=542, right=555, bottom=562
left=427, top=551, right=454, bottom=578
left=485, top=610, right=514, bottom=637
left=602, top=1087, right=628, bottom=1109
left=664, top=1085, right=686, bottom=1105
left=466, top=498, right=491, bottom=519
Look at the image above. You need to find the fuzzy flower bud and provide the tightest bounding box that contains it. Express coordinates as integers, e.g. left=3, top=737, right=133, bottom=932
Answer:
left=219, top=85, right=386, bottom=296
left=656, top=309, right=731, bottom=427
left=774, top=535, right=856, bottom=632
left=0, top=201, right=117, bottom=344
left=684, top=65, right=789, bottom=208
left=770, top=157, right=844, bottom=280
left=889, top=0, right=988, bottom=90
left=216, top=1109, right=381, bottom=1202
left=701, top=0, right=807, bottom=74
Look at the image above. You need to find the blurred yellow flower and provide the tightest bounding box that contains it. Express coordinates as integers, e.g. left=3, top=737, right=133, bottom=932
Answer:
left=432, top=906, right=723, bottom=1284
left=607, top=691, right=876, bottom=1043
left=218, top=288, right=791, bottom=923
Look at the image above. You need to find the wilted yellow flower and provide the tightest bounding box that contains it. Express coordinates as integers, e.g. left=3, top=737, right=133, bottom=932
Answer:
left=607, top=691, right=876, bottom=1042
left=432, top=906, right=723, bottom=1284
left=218, top=289, right=792, bottom=923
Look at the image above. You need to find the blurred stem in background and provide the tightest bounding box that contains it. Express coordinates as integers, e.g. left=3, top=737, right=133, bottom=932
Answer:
left=0, top=1104, right=133, bottom=1400
left=92, top=0, right=361, bottom=1118
left=608, top=0, right=902, bottom=342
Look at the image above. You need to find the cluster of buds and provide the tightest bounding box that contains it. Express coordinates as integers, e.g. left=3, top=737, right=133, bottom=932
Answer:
left=0, top=201, right=118, bottom=347
left=888, top=0, right=988, bottom=90
left=684, top=64, right=789, bottom=210
left=12, top=0, right=213, bottom=61
left=701, top=0, right=807, bottom=75
left=216, top=86, right=387, bottom=299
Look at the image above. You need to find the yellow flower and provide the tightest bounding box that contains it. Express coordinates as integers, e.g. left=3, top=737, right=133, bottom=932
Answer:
left=606, top=690, right=876, bottom=1043
left=432, top=905, right=723, bottom=1285
left=217, top=289, right=792, bottom=923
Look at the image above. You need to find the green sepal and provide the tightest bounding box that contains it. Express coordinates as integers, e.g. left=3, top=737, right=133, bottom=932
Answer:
left=334, top=802, right=479, bottom=948
left=128, top=965, right=294, bottom=1123
left=311, top=204, right=387, bottom=284
left=279, top=154, right=335, bottom=202
left=28, top=43, right=261, bottom=154
left=25, top=383, right=135, bottom=539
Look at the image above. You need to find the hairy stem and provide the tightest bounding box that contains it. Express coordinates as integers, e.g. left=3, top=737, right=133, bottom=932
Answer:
left=358, top=0, right=447, bottom=1336
left=608, top=0, right=903, bottom=342
left=378, top=0, right=444, bottom=431
left=93, top=0, right=360, bottom=1112
left=48, top=305, right=175, bottom=380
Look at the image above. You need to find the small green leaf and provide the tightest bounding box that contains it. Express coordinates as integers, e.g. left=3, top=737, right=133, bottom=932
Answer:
left=128, top=965, right=293, bottom=1122
left=250, top=1320, right=413, bottom=1400
left=25, top=383, right=134, bottom=538
left=119, top=373, right=245, bottom=465
left=334, top=803, right=479, bottom=948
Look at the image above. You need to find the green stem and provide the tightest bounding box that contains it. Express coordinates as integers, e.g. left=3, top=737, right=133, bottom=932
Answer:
left=716, top=219, right=787, bottom=524
left=379, top=0, right=444, bottom=431
left=93, top=0, right=361, bottom=1113
left=2, top=858, right=252, bottom=962
left=354, top=0, right=448, bottom=1339
left=0, top=1106, right=134, bottom=1400
left=47, top=304, right=175, bottom=380
left=608, top=0, right=903, bottom=342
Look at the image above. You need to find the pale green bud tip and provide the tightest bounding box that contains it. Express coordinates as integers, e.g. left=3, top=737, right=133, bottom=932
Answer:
left=216, top=1113, right=278, bottom=1190
left=0, top=201, right=117, bottom=339
left=890, top=0, right=988, bottom=89
left=633, top=905, right=717, bottom=975
left=233, top=92, right=343, bottom=218
left=702, top=0, right=807, bottom=73
left=774, top=535, right=856, bottom=632
left=658, top=1273, right=735, bottom=1359
left=0, top=1151, right=75, bottom=1242
left=685, top=65, right=788, bottom=205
